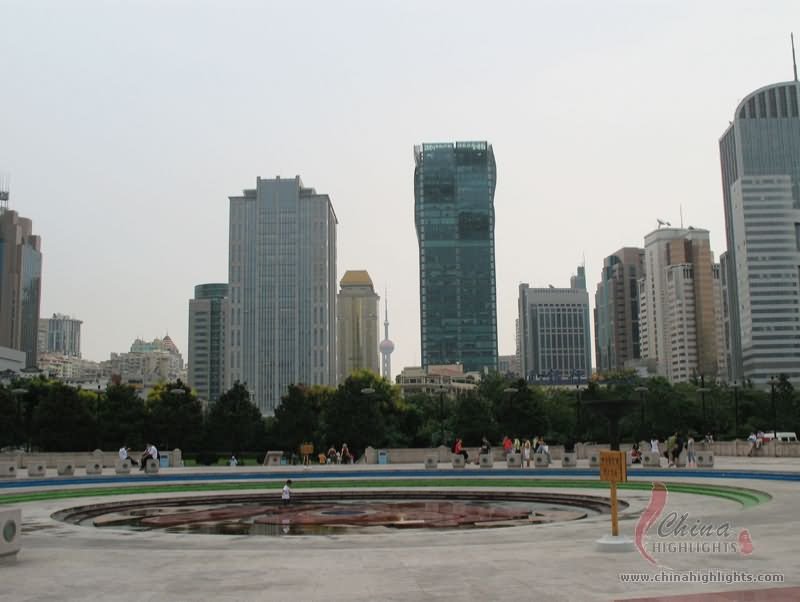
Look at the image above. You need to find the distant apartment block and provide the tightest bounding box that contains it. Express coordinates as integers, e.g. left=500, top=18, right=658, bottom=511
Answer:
left=497, top=354, right=521, bottom=377
left=594, top=248, right=644, bottom=373
left=38, top=313, right=82, bottom=357
left=188, top=283, right=228, bottom=402
left=638, top=227, right=721, bottom=383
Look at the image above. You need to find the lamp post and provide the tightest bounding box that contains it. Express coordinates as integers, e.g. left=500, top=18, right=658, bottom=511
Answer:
left=769, top=377, right=778, bottom=457
left=575, top=384, right=584, bottom=440
left=696, top=375, right=710, bottom=437
left=634, top=386, right=648, bottom=439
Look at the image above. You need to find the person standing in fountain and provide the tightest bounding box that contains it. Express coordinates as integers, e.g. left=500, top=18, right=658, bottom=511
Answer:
left=282, top=479, right=292, bottom=505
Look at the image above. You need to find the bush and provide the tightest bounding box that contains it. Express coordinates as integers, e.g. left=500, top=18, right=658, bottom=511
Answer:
left=195, top=452, right=220, bottom=466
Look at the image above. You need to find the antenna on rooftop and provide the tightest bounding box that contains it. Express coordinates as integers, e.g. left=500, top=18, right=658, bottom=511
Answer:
left=680, top=204, right=684, bottom=228
left=0, top=173, right=8, bottom=213
left=792, top=33, right=798, bottom=82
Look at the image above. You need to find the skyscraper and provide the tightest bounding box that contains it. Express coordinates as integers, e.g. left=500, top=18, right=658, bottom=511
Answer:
left=188, top=283, right=228, bottom=402
left=719, top=77, right=800, bottom=384
left=336, top=270, right=380, bottom=382
left=227, top=176, right=337, bottom=414
left=38, top=313, right=82, bottom=357
left=638, top=227, right=721, bottom=383
left=518, top=269, right=592, bottom=384
left=414, top=141, right=498, bottom=372
left=0, top=202, right=42, bottom=368
left=594, top=248, right=645, bottom=373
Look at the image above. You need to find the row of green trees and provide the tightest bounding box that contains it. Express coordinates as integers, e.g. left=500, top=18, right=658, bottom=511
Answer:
left=1, top=371, right=798, bottom=456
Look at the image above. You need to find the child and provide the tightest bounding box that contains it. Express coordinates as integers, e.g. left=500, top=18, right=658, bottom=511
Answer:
left=282, top=479, right=292, bottom=505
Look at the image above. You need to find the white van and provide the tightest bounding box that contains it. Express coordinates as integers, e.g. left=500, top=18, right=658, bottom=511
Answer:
left=762, top=431, right=798, bottom=443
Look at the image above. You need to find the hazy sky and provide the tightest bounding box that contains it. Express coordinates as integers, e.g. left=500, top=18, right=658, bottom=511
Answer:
left=1, top=1, right=798, bottom=374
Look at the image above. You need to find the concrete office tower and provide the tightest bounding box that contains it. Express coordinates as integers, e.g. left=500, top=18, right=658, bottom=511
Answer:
left=379, top=294, right=395, bottom=381
left=570, top=265, right=587, bottom=290
left=594, top=248, right=645, bottom=373
left=638, top=227, right=719, bottom=383
left=518, top=273, right=592, bottom=384
left=188, top=283, right=229, bottom=402
left=227, top=176, right=337, bottom=414
left=414, top=141, right=498, bottom=372
left=0, top=206, right=42, bottom=368
left=719, top=78, right=800, bottom=384
left=38, top=314, right=82, bottom=357
left=337, top=270, right=380, bottom=382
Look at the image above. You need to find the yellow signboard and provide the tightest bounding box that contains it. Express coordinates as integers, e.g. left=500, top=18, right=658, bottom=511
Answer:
left=599, top=450, right=627, bottom=483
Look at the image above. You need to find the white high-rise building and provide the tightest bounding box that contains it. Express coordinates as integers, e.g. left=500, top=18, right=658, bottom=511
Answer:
left=719, top=80, right=800, bottom=384
left=227, top=176, right=337, bottom=414
left=336, top=270, right=379, bottom=382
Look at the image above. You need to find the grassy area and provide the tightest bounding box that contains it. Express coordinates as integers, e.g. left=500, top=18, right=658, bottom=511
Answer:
left=0, top=478, right=771, bottom=508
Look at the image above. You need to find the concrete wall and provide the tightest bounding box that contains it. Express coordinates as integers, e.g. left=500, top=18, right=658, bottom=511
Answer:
left=0, top=448, right=183, bottom=468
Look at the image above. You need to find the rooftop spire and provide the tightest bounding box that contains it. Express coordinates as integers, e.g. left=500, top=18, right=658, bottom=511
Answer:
left=793, top=32, right=798, bottom=82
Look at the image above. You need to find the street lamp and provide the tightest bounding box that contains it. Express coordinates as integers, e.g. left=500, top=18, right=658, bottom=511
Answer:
left=769, top=376, right=778, bottom=457
left=634, top=386, right=648, bottom=439
left=696, top=375, right=710, bottom=437
left=574, top=384, right=584, bottom=441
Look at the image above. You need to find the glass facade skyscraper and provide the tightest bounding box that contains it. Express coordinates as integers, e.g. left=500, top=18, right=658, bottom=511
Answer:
left=414, top=141, right=498, bottom=372
left=189, top=283, right=228, bottom=402
left=719, top=80, right=800, bottom=384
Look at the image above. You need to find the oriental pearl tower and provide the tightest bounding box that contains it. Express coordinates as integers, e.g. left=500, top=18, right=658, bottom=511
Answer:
left=379, top=292, right=395, bottom=381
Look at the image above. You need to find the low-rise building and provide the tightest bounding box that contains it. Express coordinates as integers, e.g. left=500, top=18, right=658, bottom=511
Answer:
left=396, top=364, right=481, bottom=397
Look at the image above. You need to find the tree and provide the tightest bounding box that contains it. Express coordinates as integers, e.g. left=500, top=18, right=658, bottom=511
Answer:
left=451, top=391, right=496, bottom=445
left=205, top=382, right=266, bottom=453
left=0, top=387, right=17, bottom=448
left=32, top=382, right=94, bottom=451
left=147, top=380, right=203, bottom=450
left=96, top=385, right=147, bottom=450
left=273, top=384, right=328, bottom=453
left=321, top=371, right=394, bottom=454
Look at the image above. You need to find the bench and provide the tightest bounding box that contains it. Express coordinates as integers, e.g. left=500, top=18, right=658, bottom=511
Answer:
left=56, top=462, right=75, bottom=476
left=85, top=461, right=103, bottom=475
left=479, top=453, right=493, bottom=468
left=27, top=463, right=46, bottom=477
left=561, top=452, right=577, bottom=467
left=115, top=460, right=132, bottom=474
left=534, top=453, right=549, bottom=468
left=144, top=458, right=159, bottom=474
left=451, top=454, right=466, bottom=469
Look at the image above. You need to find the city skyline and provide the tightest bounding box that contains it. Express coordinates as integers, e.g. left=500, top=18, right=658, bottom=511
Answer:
left=1, top=2, right=798, bottom=376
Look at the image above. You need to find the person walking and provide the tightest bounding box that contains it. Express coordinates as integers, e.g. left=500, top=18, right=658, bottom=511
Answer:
left=522, top=439, right=532, bottom=468
left=282, top=479, right=292, bottom=505
left=686, top=435, right=696, bottom=467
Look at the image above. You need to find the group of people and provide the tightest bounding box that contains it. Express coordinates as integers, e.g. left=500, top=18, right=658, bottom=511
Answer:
left=451, top=435, right=551, bottom=467
left=324, top=443, right=353, bottom=464
left=747, top=431, right=766, bottom=456
left=646, top=432, right=696, bottom=467
left=118, top=443, right=159, bottom=470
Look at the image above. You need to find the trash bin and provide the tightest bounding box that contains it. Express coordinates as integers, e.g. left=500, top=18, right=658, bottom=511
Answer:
left=159, top=455, right=169, bottom=468
left=378, top=450, right=389, bottom=465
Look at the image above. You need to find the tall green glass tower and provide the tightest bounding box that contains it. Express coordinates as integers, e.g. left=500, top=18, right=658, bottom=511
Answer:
left=414, top=141, right=498, bottom=372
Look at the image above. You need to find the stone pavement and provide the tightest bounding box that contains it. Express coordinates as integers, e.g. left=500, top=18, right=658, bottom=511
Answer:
left=1, top=459, right=799, bottom=601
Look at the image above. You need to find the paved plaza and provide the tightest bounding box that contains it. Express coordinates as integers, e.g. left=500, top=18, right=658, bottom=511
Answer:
left=2, top=457, right=800, bottom=601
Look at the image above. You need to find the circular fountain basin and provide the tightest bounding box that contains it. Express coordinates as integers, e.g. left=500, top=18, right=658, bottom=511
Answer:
left=53, top=490, right=620, bottom=537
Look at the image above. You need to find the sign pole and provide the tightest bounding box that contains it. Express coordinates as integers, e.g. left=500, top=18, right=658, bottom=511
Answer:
left=596, top=450, right=632, bottom=551
left=610, top=480, right=619, bottom=537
